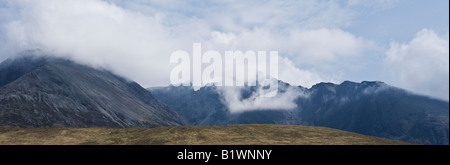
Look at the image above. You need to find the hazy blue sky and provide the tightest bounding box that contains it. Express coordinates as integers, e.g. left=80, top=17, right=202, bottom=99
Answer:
left=0, top=0, right=448, bottom=100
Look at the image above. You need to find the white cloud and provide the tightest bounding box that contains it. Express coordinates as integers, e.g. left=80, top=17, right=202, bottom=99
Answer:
left=210, top=31, right=236, bottom=45
left=202, top=27, right=368, bottom=87
left=287, top=28, right=366, bottom=62
left=217, top=84, right=308, bottom=114
left=3, top=0, right=195, bottom=87
left=278, top=56, right=325, bottom=88
left=385, top=29, right=449, bottom=100
left=1, top=0, right=369, bottom=88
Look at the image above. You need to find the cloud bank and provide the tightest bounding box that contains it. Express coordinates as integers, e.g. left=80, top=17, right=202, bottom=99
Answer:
left=3, top=0, right=181, bottom=86
left=385, top=29, right=449, bottom=100
left=0, top=0, right=375, bottom=88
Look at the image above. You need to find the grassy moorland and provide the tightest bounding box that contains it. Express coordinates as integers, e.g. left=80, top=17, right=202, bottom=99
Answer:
left=0, top=124, right=410, bottom=145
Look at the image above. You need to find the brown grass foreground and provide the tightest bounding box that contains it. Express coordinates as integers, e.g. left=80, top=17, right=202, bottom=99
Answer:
left=0, top=124, right=410, bottom=145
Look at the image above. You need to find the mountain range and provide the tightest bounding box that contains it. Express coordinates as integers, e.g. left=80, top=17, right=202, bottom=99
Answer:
left=150, top=81, right=449, bottom=145
left=0, top=54, right=448, bottom=145
left=0, top=54, right=186, bottom=128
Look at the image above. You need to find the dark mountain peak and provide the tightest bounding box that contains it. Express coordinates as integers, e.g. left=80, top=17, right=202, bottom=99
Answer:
left=0, top=55, right=52, bottom=87
left=310, top=82, right=339, bottom=96
left=0, top=54, right=186, bottom=128
left=340, top=80, right=358, bottom=85
left=311, top=80, right=387, bottom=88
left=359, top=81, right=388, bottom=89
left=307, top=80, right=399, bottom=97
left=312, top=82, right=337, bottom=88
left=2, top=50, right=68, bottom=67
left=361, top=80, right=385, bottom=85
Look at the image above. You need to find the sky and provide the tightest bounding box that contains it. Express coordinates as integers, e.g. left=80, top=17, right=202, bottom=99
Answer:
left=0, top=0, right=448, bottom=102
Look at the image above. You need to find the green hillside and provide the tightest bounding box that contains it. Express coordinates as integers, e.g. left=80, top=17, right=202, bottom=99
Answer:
left=0, top=124, right=411, bottom=145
